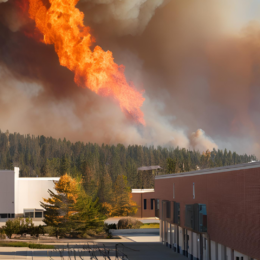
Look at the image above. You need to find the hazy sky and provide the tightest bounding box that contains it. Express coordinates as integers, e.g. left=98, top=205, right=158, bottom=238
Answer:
left=0, top=0, right=260, bottom=156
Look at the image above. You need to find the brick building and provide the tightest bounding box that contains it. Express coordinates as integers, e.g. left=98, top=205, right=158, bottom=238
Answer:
left=133, top=162, right=260, bottom=260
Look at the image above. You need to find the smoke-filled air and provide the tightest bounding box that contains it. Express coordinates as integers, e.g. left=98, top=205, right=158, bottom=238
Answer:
left=1, top=0, right=260, bottom=155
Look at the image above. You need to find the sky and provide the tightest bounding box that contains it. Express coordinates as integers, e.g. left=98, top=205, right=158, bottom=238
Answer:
left=0, top=0, right=260, bottom=156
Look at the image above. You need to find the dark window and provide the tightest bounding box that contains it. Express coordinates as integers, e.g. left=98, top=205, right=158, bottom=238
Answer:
left=151, top=199, right=154, bottom=210
left=236, top=257, right=239, bottom=260
left=144, top=199, right=147, bottom=210
left=204, top=238, right=207, bottom=249
left=166, top=201, right=171, bottom=218
left=11, top=214, right=15, bottom=218
left=35, top=212, right=43, bottom=218
left=173, top=202, right=180, bottom=225
left=0, top=214, right=7, bottom=218
left=185, top=204, right=194, bottom=229
left=155, top=199, right=160, bottom=218
left=25, top=212, right=34, bottom=218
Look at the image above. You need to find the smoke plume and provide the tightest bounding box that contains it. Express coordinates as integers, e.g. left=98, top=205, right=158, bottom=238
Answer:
left=78, top=0, right=167, bottom=36
left=190, top=130, right=218, bottom=152
left=0, top=0, right=259, bottom=156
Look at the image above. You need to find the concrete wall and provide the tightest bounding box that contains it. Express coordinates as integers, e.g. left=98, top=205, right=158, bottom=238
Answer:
left=16, top=177, right=59, bottom=214
left=0, top=168, right=59, bottom=216
left=0, top=170, right=15, bottom=214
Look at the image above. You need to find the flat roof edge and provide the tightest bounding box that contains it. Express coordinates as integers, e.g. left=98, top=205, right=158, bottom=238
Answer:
left=155, top=162, right=260, bottom=180
left=18, top=178, right=60, bottom=181
left=132, top=189, right=155, bottom=193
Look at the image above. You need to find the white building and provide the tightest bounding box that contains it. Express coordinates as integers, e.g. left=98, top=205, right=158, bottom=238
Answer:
left=0, top=167, right=59, bottom=221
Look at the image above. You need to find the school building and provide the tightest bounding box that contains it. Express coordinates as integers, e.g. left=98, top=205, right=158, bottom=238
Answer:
left=132, top=161, right=260, bottom=260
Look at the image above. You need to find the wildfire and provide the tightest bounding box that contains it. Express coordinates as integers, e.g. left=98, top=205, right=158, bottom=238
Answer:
left=21, top=0, right=145, bottom=125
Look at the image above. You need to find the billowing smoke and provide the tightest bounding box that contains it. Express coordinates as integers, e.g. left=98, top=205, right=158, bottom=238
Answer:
left=78, top=0, right=167, bottom=36
left=190, top=130, right=218, bottom=152
left=0, top=0, right=259, bottom=155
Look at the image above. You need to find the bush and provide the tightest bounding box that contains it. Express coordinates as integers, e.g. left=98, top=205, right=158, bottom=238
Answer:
left=43, top=226, right=66, bottom=238
left=3, top=218, right=46, bottom=239
left=4, top=219, right=20, bottom=239
left=0, top=242, right=55, bottom=249
left=28, top=243, right=54, bottom=249
left=117, top=218, right=142, bottom=229
left=0, top=242, right=28, bottom=247
left=0, top=227, right=6, bottom=239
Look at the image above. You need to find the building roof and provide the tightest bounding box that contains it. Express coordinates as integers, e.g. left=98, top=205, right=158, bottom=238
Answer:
left=155, top=161, right=260, bottom=179
left=137, top=165, right=162, bottom=171
left=18, top=177, right=60, bottom=181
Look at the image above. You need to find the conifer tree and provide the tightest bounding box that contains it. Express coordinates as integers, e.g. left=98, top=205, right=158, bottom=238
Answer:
left=111, top=175, right=138, bottom=216
left=40, top=174, right=78, bottom=233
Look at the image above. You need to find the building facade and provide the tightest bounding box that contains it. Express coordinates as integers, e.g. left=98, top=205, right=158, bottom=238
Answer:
left=0, top=167, right=59, bottom=221
left=137, top=162, right=260, bottom=260
left=131, top=189, right=155, bottom=218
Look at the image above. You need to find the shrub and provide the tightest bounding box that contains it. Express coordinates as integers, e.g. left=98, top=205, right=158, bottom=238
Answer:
left=43, top=226, right=55, bottom=236
left=0, top=242, right=55, bottom=249
left=117, top=217, right=142, bottom=229
left=0, top=227, right=6, bottom=239
left=28, top=243, right=54, bottom=249
left=0, top=242, right=28, bottom=247
left=43, top=226, right=66, bottom=238
left=4, top=219, right=20, bottom=239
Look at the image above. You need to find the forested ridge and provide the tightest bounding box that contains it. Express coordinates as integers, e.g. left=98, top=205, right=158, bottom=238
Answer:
left=0, top=130, right=257, bottom=189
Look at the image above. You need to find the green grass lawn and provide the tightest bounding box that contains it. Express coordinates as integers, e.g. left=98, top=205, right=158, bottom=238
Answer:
left=140, top=223, right=160, bottom=229
left=0, top=242, right=55, bottom=249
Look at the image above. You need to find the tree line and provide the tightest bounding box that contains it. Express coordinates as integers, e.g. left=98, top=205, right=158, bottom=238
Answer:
left=0, top=130, right=257, bottom=190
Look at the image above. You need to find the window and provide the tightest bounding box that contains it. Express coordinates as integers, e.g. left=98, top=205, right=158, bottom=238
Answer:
left=0, top=214, right=7, bottom=218
left=156, top=199, right=160, bottom=210
left=173, top=183, right=175, bottom=199
left=151, top=199, right=154, bottom=210
left=155, top=199, right=160, bottom=218
left=35, top=212, right=43, bottom=218
left=173, top=202, right=180, bottom=225
left=193, top=183, right=195, bottom=199
left=166, top=201, right=171, bottom=218
left=25, top=212, right=34, bottom=218
left=144, top=199, right=147, bottom=210
left=204, top=238, right=207, bottom=249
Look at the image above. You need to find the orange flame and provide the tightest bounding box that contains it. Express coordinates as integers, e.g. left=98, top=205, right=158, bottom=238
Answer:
left=26, top=0, right=145, bottom=125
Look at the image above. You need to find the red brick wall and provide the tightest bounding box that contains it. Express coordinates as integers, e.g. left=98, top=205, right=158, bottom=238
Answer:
left=131, top=192, right=156, bottom=218
left=154, top=168, right=260, bottom=259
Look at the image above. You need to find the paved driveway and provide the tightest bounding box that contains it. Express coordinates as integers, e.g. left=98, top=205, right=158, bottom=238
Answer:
left=0, top=242, right=187, bottom=260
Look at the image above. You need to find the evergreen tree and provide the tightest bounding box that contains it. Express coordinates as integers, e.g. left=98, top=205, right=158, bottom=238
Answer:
left=40, top=174, right=78, bottom=234
left=111, top=175, right=138, bottom=216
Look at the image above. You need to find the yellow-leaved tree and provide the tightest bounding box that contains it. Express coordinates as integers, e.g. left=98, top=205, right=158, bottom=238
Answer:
left=41, top=173, right=105, bottom=237
left=41, top=174, right=79, bottom=234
